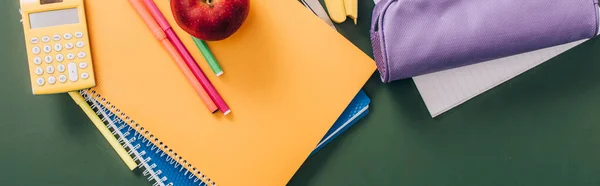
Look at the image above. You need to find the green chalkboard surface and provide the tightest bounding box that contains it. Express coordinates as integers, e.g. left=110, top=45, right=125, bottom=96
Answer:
left=2, top=0, right=600, bottom=185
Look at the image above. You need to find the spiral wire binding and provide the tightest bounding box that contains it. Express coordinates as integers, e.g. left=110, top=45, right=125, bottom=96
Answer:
left=80, top=89, right=216, bottom=186
left=83, top=90, right=210, bottom=186
left=87, top=94, right=206, bottom=186
left=85, top=91, right=165, bottom=186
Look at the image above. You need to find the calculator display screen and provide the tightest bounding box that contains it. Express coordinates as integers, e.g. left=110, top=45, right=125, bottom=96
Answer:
left=29, top=8, right=79, bottom=29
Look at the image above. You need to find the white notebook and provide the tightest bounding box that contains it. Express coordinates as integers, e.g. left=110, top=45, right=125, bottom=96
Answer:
left=413, top=40, right=587, bottom=117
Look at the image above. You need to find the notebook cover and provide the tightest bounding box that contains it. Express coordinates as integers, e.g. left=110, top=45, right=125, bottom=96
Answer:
left=312, top=90, right=370, bottom=155
left=84, top=0, right=376, bottom=185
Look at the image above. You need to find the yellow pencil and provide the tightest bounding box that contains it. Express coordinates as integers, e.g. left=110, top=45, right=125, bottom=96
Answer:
left=68, top=91, right=138, bottom=170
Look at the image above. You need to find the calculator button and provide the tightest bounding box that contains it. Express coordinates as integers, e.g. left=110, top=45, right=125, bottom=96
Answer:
left=78, top=62, right=88, bottom=69
left=59, top=75, right=67, bottom=83
left=55, top=54, right=64, bottom=62
left=32, top=46, right=41, bottom=55
left=57, top=64, right=66, bottom=73
left=30, top=37, right=39, bottom=44
left=53, top=34, right=61, bottom=41
left=33, top=57, right=42, bottom=65
left=47, top=76, right=56, bottom=85
left=54, top=44, right=62, bottom=52
left=43, top=45, right=52, bottom=53
left=77, top=52, right=86, bottom=59
left=80, top=73, right=89, bottom=79
left=75, top=32, right=84, bottom=38
left=36, top=78, right=45, bottom=86
left=65, top=43, right=74, bottom=50
left=67, top=53, right=75, bottom=60
left=42, top=36, right=50, bottom=43
left=76, top=41, right=85, bottom=48
left=68, top=63, right=78, bottom=82
left=44, top=55, right=53, bottom=63
left=35, top=67, right=43, bottom=75
left=46, top=66, right=55, bottom=74
left=64, top=33, right=73, bottom=40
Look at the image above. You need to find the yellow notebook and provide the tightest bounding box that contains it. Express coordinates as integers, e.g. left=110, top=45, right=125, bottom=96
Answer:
left=84, top=0, right=375, bottom=185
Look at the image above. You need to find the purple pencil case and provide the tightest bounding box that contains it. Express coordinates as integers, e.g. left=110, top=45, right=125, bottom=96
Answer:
left=370, top=0, right=600, bottom=83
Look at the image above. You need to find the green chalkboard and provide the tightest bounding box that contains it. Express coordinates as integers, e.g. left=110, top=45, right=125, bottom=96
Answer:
left=2, top=0, right=600, bottom=185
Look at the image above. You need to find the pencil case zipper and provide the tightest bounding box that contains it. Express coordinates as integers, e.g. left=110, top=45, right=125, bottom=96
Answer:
left=370, top=0, right=395, bottom=83
left=595, top=0, right=600, bottom=36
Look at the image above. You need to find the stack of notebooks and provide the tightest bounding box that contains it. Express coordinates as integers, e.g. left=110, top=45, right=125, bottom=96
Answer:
left=71, top=89, right=370, bottom=186
left=70, top=0, right=376, bottom=185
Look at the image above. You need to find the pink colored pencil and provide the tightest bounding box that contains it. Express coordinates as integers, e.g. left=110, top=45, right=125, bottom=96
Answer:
left=142, top=0, right=231, bottom=115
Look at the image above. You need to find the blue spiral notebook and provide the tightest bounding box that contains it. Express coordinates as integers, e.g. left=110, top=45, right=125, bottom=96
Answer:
left=311, top=90, right=370, bottom=155
left=79, top=90, right=370, bottom=186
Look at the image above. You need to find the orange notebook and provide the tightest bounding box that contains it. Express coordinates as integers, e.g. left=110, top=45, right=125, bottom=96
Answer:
left=84, top=0, right=375, bottom=185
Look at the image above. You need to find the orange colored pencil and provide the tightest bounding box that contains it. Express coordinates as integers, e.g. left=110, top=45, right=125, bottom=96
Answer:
left=128, top=0, right=218, bottom=113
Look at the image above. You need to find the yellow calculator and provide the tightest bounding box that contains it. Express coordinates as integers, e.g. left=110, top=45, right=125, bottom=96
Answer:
left=20, top=0, right=96, bottom=95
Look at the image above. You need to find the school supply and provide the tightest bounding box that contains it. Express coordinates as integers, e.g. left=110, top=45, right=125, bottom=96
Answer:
left=164, top=0, right=223, bottom=77
left=68, top=91, right=138, bottom=170
left=19, top=0, right=96, bottom=94
left=298, top=1, right=372, bottom=151
left=192, top=38, right=223, bottom=77
left=85, top=94, right=168, bottom=185
left=300, top=0, right=337, bottom=29
left=141, top=0, right=230, bottom=115
left=73, top=89, right=370, bottom=186
left=312, top=90, right=370, bottom=155
left=370, top=0, right=600, bottom=83
left=413, top=40, right=588, bottom=117
left=412, top=6, right=600, bottom=117
left=84, top=1, right=375, bottom=186
left=343, top=0, right=358, bottom=24
left=129, top=0, right=218, bottom=113
left=324, top=0, right=358, bottom=24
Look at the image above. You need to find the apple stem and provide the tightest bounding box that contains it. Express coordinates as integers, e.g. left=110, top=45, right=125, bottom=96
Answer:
left=205, top=0, right=213, bottom=6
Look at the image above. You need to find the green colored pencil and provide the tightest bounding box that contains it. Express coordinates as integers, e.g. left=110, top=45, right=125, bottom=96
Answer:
left=192, top=37, right=223, bottom=76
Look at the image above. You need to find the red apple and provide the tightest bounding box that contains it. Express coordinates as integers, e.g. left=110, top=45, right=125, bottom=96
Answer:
left=171, top=0, right=250, bottom=41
